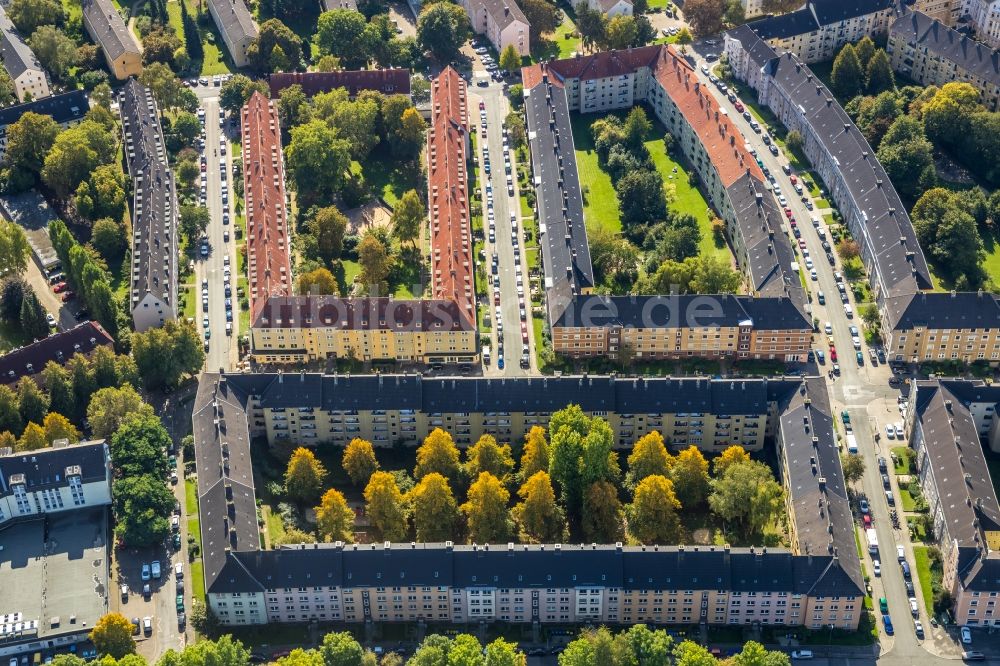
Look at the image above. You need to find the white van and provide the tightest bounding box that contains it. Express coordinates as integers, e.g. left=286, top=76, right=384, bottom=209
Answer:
left=791, top=651, right=813, bottom=660
left=483, top=347, right=491, bottom=365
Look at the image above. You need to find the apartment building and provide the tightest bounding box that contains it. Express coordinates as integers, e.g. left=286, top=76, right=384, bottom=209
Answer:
left=907, top=380, right=1000, bottom=625
left=888, top=11, right=1000, bottom=111
left=0, top=89, right=86, bottom=162
left=81, top=0, right=142, bottom=79
left=208, top=0, right=258, bottom=69
left=250, top=297, right=478, bottom=364
left=963, top=0, right=1000, bottom=50
left=745, top=0, right=895, bottom=64
left=427, top=67, right=475, bottom=327
left=459, top=0, right=530, bottom=57
left=587, top=0, right=633, bottom=17
left=521, top=46, right=809, bottom=362
left=912, top=0, right=961, bottom=25
left=268, top=69, right=411, bottom=98
left=0, top=321, right=114, bottom=385
left=193, top=371, right=862, bottom=628
left=120, top=79, right=178, bottom=332
left=0, top=439, right=110, bottom=525
left=882, top=290, right=1000, bottom=363
left=0, top=4, right=48, bottom=101
left=245, top=74, right=478, bottom=365
left=321, top=0, right=359, bottom=10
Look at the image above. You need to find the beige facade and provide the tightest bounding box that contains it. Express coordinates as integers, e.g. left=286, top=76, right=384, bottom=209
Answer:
left=754, top=5, right=895, bottom=64
left=460, top=0, right=530, bottom=57
left=913, top=0, right=960, bottom=24
left=884, top=322, right=1000, bottom=363
left=81, top=0, right=142, bottom=80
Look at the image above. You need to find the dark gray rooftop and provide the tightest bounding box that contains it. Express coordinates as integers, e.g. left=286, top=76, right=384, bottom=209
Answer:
left=0, top=439, right=107, bottom=496
left=890, top=11, right=1000, bottom=88
left=726, top=24, right=780, bottom=69
left=523, top=76, right=594, bottom=324
left=750, top=0, right=894, bottom=40
left=0, top=321, right=114, bottom=385
left=0, top=89, right=87, bottom=129
left=884, top=291, right=1000, bottom=332
left=0, top=4, right=42, bottom=81
left=208, top=0, right=258, bottom=45
left=82, top=0, right=141, bottom=61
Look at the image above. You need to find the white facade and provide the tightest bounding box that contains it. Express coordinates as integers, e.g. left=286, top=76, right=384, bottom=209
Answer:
left=588, top=0, right=633, bottom=18
left=964, top=0, right=1000, bottom=48
left=740, top=0, right=766, bottom=19
left=131, top=289, right=175, bottom=332
left=0, top=5, right=49, bottom=102
left=461, top=0, right=530, bottom=57
left=207, top=0, right=259, bottom=69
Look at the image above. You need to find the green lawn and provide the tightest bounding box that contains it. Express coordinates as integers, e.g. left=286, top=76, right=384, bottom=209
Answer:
left=189, top=560, right=205, bottom=605
left=892, top=446, right=913, bottom=475
left=180, top=0, right=233, bottom=75
left=898, top=487, right=918, bottom=512
left=912, top=546, right=936, bottom=616
left=532, top=12, right=581, bottom=61
left=0, top=320, right=29, bottom=354
left=931, top=229, right=1000, bottom=291
left=185, top=478, right=198, bottom=514
left=351, top=151, right=421, bottom=209
left=263, top=505, right=286, bottom=545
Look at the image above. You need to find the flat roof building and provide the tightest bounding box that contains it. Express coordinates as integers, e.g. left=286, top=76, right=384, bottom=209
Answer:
left=81, top=0, right=142, bottom=79
left=119, top=79, right=178, bottom=332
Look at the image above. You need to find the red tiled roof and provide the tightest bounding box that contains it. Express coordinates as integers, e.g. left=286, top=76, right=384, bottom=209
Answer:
left=254, top=296, right=475, bottom=331
left=654, top=46, right=764, bottom=188
left=268, top=69, right=411, bottom=98
left=242, top=92, right=292, bottom=323
left=0, top=322, right=114, bottom=384
left=522, top=46, right=763, bottom=189
left=427, top=67, right=475, bottom=326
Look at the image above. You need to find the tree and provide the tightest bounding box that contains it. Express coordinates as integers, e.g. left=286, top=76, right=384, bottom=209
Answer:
left=343, top=438, right=379, bottom=486
left=16, top=376, right=48, bottom=426
left=674, top=640, right=718, bottom=666
left=499, top=44, right=520, bottom=74
left=43, top=412, right=79, bottom=444
left=285, top=447, right=328, bottom=503
left=407, top=472, right=460, bottom=541
left=248, top=18, right=303, bottom=72
left=9, top=0, right=63, bottom=35
left=278, top=84, right=312, bottom=127
left=391, top=189, right=424, bottom=247
left=157, top=635, right=250, bottom=666
left=616, top=169, right=667, bottom=227
left=131, top=319, right=205, bottom=389
left=682, top=0, right=726, bottom=36
left=308, top=206, right=349, bottom=264
left=75, top=164, right=127, bottom=222
left=4, top=111, right=59, bottom=187
left=298, top=268, right=340, bottom=295
left=364, top=471, right=408, bottom=541
left=866, top=49, right=894, bottom=94
left=518, top=426, right=549, bottom=482
left=675, top=27, right=693, bottom=44
left=464, top=434, right=515, bottom=485
left=19, top=288, right=48, bottom=341
left=731, top=641, right=790, bottom=666
left=417, top=1, right=470, bottom=61
left=713, top=445, right=750, bottom=477
left=575, top=4, right=606, bottom=51
left=142, top=26, right=183, bottom=67
left=505, top=111, right=526, bottom=150
left=923, top=82, right=981, bottom=147
left=86, top=385, right=154, bottom=440
left=286, top=120, right=352, bottom=204
left=627, top=474, right=682, bottom=544
left=90, top=613, right=135, bottom=659
left=179, top=0, right=203, bottom=64
left=394, top=107, right=426, bottom=158
left=708, top=459, right=784, bottom=536
left=670, top=445, right=710, bottom=508
left=109, top=414, right=171, bottom=478
left=357, top=234, right=392, bottom=294
left=316, top=9, right=373, bottom=69
left=462, top=472, right=513, bottom=543
left=113, top=474, right=174, bottom=546
left=316, top=488, right=355, bottom=542
left=87, top=218, right=125, bottom=262
left=0, top=277, right=27, bottom=323
left=581, top=480, right=624, bottom=543
left=626, top=431, right=672, bottom=487
left=140, top=62, right=196, bottom=112
left=29, top=25, right=77, bottom=81
left=512, top=471, right=566, bottom=543
left=785, top=129, right=804, bottom=157
left=179, top=205, right=210, bottom=240
left=0, top=220, right=29, bottom=277
left=41, top=361, right=74, bottom=419
left=605, top=15, right=639, bottom=50
left=413, top=428, right=462, bottom=485
left=219, top=75, right=271, bottom=114
left=831, top=44, right=864, bottom=101
left=623, top=106, right=651, bottom=147
left=841, top=453, right=865, bottom=485
left=319, top=632, right=364, bottom=666
left=483, top=638, right=525, bottom=666
left=876, top=115, right=935, bottom=200
left=549, top=418, right=585, bottom=511
left=837, top=238, right=860, bottom=260
left=273, top=649, right=323, bottom=666
left=18, top=422, right=47, bottom=451
left=516, top=0, right=559, bottom=44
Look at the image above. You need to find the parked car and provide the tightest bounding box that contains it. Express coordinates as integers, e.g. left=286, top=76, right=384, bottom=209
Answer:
left=962, top=626, right=973, bottom=644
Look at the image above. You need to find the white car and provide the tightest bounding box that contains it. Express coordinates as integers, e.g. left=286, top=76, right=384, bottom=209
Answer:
left=962, top=626, right=973, bottom=644
left=885, top=423, right=894, bottom=439
left=844, top=304, right=853, bottom=318
left=873, top=560, right=881, bottom=576
left=852, top=336, right=861, bottom=349
left=914, top=620, right=924, bottom=637
left=824, top=321, right=832, bottom=334
left=895, top=423, right=904, bottom=438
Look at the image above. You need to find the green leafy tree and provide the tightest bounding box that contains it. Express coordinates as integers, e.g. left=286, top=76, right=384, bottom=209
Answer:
left=19, top=288, right=49, bottom=340
left=357, top=234, right=392, bottom=294
left=605, top=14, right=639, bottom=50
left=406, top=472, right=460, bottom=541
left=285, top=120, right=352, bottom=205
left=140, top=62, right=197, bottom=112
left=708, top=459, right=784, bottom=537
left=109, top=414, right=170, bottom=478
left=682, top=0, right=725, bottom=36
left=16, top=376, right=48, bottom=427
left=29, top=25, right=77, bottom=81
left=316, top=9, right=373, bottom=69
left=87, top=385, right=155, bottom=440
left=516, top=0, right=559, bottom=45
left=417, top=1, right=470, bottom=61
left=876, top=115, right=935, bottom=200
left=278, top=84, right=312, bottom=127
left=90, top=218, right=126, bottom=261
left=131, top=319, right=205, bottom=389
left=248, top=18, right=303, bottom=72
left=0, top=277, right=27, bottom=322
left=391, top=189, right=424, bottom=247
left=840, top=453, right=865, bottom=485
left=179, top=205, right=211, bottom=241
left=674, top=640, right=718, bottom=666
left=41, top=361, right=74, bottom=418
left=297, top=268, right=340, bottom=295
left=831, top=43, right=864, bottom=100
left=319, top=632, right=364, bottom=666
left=219, top=75, right=271, bottom=114
left=4, top=111, right=59, bottom=189
left=156, top=635, right=250, bottom=666
left=499, top=44, right=520, bottom=74
left=308, top=206, right=349, bottom=264
left=113, top=473, right=174, bottom=546
left=483, top=638, right=524, bottom=666
left=9, top=0, right=64, bottom=35
left=0, top=221, right=30, bottom=284
left=866, top=49, right=894, bottom=94
left=463, top=434, right=515, bottom=485
left=284, top=447, right=328, bottom=503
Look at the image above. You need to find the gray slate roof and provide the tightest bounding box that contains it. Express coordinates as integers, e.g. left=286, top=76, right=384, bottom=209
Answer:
left=523, top=76, right=594, bottom=323
left=890, top=11, right=1000, bottom=87
left=0, top=4, right=42, bottom=80
left=208, top=0, right=258, bottom=45
left=726, top=24, right=780, bottom=69
left=82, top=0, right=140, bottom=61
left=750, top=0, right=894, bottom=40
left=884, top=291, right=1000, bottom=332
left=0, top=321, right=114, bottom=384
left=0, top=89, right=87, bottom=128
left=0, top=440, right=107, bottom=495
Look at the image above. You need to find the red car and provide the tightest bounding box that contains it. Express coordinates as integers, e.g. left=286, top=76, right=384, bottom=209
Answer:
left=790, top=174, right=798, bottom=184
left=734, top=102, right=744, bottom=113
left=784, top=208, right=793, bottom=218
left=479, top=101, right=485, bottom=110
left=52, top=281, right=68, bottom=293
left=61, top=291, right=75, bottom=302
left=863, top=514, right=872, bottom=528
left=830, top=348, right=838, bottom=362
left=798, top=239, right=807, bottom=249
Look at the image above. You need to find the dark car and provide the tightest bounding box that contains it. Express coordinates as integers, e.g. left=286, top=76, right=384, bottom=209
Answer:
left=905, top=580, right=915, bottom=595
left=878, top=456, right=887, bottom=472
left=177, top=613, right=186, bottom=630
left=882, top=473, right=891, bottom=489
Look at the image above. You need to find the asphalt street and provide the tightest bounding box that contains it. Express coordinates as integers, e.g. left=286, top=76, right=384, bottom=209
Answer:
left=469, top=65, right=536, bottom=375
left=24, top=258, right=79, bottom=333
left=193, top=92, right=239, bottom=373
left=685, top=44, right=973, bottom=665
